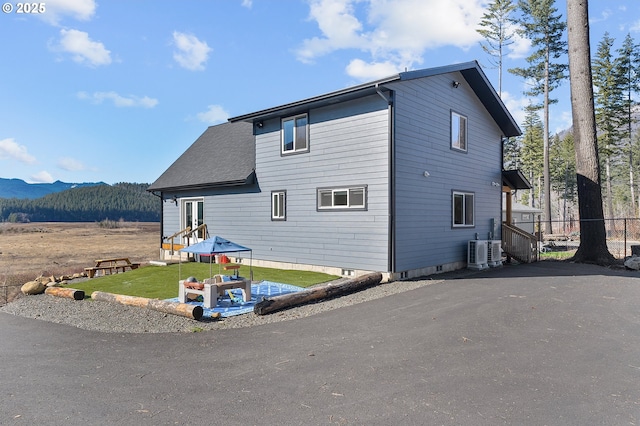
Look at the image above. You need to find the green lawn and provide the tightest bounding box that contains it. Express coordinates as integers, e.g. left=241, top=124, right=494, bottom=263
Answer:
left=66, top=263, right=338, bottom=300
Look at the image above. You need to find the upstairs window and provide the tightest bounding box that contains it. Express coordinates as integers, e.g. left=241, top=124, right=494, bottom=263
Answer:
left=317, top=186, right=367, bottom=211
left=271, top=191, right=286, bottom=221
left=453, top=191, right=474, bottom=227
left=451, top=111, right=467, bottom=152
left=282, top=114, right=309, bottom=154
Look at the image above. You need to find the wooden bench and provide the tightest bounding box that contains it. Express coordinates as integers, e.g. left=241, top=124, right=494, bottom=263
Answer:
left=85, top=258, right=140, bottom=278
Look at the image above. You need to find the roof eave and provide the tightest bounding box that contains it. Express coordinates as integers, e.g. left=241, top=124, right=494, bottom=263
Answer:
left=229, top=75, right=400, bottom=123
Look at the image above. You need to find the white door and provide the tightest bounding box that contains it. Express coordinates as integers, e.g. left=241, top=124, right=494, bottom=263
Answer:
left=183, top=199, right=204, bottom=244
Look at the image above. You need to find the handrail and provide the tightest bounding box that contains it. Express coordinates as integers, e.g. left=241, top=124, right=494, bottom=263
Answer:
left=162, top=224, right=208, bottom=254
left=502, top=223, right=538, bottom=263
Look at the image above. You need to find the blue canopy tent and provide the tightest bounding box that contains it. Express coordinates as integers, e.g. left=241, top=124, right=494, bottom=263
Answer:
left=179, top=236, right=252, bottom=282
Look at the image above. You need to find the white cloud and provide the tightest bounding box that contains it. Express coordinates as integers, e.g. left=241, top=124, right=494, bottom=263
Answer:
left=345, top=59, right=401, bottom=80
left=507, top=31, right=531, bottom=60
left=0, top=138, right=37, bottom=164
left=241, top=0, right=253, bottom=8
left=30, top=171, right=54, bottom=183
left=196, top=105, right=230, bottom=124
left=57, top=157, right=86, bottom=171
left=40, top=0, right=96, bottom=25
left=172, top=31, right=212, bottom=71
left=500, top=91, right=530, bottom=128
left=297, top=0, right=485, bottom=79
left=77, top=91, right=158, bottom=108
left=52, top=29, right=111, bottom=67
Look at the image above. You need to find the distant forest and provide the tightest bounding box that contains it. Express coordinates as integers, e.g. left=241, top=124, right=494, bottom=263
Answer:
left=0, top=183, right=160, bottom=222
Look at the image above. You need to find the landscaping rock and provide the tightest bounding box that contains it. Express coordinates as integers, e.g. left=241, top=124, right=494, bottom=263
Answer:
left=624, top=256, right=640, bottom=270
left=21, top=280, right=47, bottom=295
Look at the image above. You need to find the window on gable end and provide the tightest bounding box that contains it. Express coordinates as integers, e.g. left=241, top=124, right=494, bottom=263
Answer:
left=282, top=114, right=309, bottom=154
left=451, top=111, right=467, bottom=152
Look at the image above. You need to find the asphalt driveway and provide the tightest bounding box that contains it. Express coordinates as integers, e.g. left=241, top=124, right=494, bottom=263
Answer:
left=1, top=261, right=639, bottom=425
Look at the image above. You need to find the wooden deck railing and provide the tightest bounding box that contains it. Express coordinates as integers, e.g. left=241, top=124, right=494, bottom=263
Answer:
left=162, top=224, right=208, bottom=254
left=502, top=223, right=538, bottom=263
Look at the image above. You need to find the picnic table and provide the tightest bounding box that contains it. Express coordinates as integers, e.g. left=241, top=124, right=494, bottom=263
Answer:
left=85, top=258, right=140, bottom=278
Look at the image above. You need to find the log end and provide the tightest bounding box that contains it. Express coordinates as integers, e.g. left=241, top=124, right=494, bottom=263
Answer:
left=192, top=305, right=203, bottom=321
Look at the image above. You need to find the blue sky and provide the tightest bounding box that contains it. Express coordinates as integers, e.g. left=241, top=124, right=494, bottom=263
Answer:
left=1, top=0, right=639, bottom=185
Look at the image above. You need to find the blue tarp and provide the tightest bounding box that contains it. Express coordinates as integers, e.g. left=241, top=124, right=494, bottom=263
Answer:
left=179, top=236, right=251, bottom=255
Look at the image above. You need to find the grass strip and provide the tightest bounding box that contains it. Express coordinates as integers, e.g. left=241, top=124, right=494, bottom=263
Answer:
left=67, top=263, right=338, bottom=300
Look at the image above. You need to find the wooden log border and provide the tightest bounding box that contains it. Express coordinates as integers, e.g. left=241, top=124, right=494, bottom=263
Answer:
left=91, top=291, right=204, bottom=320
left=45, top=287, right=85, bottom=300
left=254, top=272, right=383, bottom=315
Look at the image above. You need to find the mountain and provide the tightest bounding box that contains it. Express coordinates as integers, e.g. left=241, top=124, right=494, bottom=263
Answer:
left=0, top=182, right=160, bottom=222
left=0, top=178, right=106, bottom=199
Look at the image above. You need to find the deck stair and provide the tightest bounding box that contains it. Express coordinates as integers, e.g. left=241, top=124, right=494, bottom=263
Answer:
left=502, top=223, right=538, bottom=263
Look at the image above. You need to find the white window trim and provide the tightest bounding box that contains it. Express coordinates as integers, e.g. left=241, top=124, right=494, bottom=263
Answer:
left=281, top=113, right=309, bottom=155
left=271, top=190, right=286, bottom=221
left=451, top=110, right=468, bottom=152
left=317, top=186, right=367, bottom=211
left=452, top=191, right=474, bottom=227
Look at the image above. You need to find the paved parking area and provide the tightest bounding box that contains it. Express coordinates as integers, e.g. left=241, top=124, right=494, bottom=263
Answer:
left=1, top=261, right=639, bottom=425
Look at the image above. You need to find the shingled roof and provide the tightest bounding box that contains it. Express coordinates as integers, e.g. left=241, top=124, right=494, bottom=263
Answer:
left=148, top=121, right=255, bottom=192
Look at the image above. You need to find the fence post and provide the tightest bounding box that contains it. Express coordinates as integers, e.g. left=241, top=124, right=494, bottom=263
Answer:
left=624, top=218, right=627, bottom=258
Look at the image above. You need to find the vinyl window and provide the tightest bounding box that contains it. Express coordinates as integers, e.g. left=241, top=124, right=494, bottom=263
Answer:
left=453, top=191, right=474, bottom=227
left=451, top=111, right=467, bottom=152
left=282, top=114, right=309, bottom=154
left=271, top=191, right=286, bottom=220
left=317, top=186, right=366, bottom=210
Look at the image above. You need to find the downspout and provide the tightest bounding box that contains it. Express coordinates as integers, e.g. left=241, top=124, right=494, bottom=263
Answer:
left=376, top=84, right=395, bottom=275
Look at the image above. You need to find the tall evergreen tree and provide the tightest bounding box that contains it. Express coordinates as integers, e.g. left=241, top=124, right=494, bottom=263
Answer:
left=510, top=0, right=568, bottom=235
left=592, top=32, right=625, bottom=221
left=616, top=33, right=640, bottom=216
left=520, top=104, right=545, bottom=207
left=566, top=0, right=615, bottom=264
left=477, top=0, right=518, bottom=96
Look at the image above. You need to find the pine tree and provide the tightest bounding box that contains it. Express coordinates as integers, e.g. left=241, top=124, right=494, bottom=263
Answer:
left=616, top=33, right=640, bottom=217
left=520, top=104, right=545, bottom=207
left=477, top=0, right=518, bottom=96
left=510, top=0, right=568, bottom=235
left=592, top=32, right=625, bottom=222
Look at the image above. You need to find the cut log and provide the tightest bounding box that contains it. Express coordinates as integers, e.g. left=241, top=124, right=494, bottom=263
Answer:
left=90, top=291, right=207, bottom=320
left=254, top=272, right=383, bottom=315
left=45, top=287, right=85, bottom=300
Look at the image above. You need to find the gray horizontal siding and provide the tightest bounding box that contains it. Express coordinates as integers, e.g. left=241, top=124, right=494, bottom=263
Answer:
left=388, top=72, right=503, bottom=271
left=164, top=95, right=391, bottom=272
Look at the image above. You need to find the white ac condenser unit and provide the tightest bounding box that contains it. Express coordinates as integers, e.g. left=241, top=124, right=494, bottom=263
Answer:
left=487, top=240, right=502, bottom=267
left=467, top=240, right=489, bottom=270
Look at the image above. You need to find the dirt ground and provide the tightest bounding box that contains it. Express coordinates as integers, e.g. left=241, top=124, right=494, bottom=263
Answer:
left=0, top=222, right=160, bottom=278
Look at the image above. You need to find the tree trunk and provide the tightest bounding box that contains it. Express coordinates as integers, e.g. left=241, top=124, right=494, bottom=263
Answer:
left=91, top=291, right=206, bottom=320
left=254, top=273, right=383, bottom=315
left=543, top=56, right=553, bottom=235
left=566, top=0, right=616, bottom=264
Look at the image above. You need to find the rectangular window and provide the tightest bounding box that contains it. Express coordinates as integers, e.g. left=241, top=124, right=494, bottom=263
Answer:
left=453, top=191, right=474, bottom=227
left=317, top=186, right=367, bottom=210
left=271, top=191, right=286, bottom=220
left=451, top=111, right=467, bottom=152
left=282, top=114, right=309, bottom=154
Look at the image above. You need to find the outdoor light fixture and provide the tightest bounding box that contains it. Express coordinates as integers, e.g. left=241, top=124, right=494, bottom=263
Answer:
left=172, top=195, right=178, bottom=205
left=452, top=80, right=460, bottom=88
left=256, top=121, right=264, bottom=128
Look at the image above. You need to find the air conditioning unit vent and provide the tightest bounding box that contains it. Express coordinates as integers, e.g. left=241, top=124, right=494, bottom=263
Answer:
left=468, top=240, right=489, bottom=270
left=487, top=240, right=502, bottom=267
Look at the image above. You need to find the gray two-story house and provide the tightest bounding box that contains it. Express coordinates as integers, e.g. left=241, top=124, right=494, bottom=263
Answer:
left=148, top=61, right=521, bottom=280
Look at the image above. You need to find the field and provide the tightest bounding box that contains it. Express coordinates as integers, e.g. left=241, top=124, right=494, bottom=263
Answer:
left=1, top=222, right=159, bottom=303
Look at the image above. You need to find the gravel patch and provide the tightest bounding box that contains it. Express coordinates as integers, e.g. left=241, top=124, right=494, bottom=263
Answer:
left=0, top=271, right=479, bottom=333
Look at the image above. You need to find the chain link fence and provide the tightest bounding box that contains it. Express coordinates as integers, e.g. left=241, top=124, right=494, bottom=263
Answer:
left=515, top=217, right=640, bottom=259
